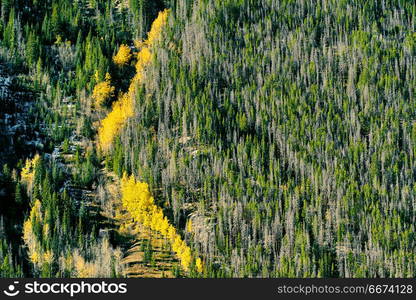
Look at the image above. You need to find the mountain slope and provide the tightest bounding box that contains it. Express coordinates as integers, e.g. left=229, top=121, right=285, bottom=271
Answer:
left=0, top=0, right=415, bottom=279
left=108, top=0, right=416, bottom=277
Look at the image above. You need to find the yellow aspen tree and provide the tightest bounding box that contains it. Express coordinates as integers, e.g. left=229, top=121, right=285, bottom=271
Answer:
left=23, top=199, right=43, bottom=267
left=180, top=247, right=192, bottom=271
left=73, top=253, right=95, bottom=278
left=21, top=154, right=41, bottom=193
left=160, top=217, right=170, bottom=236
left=133, top=39, right=145, bottom=50
left=195, top=257, right=203, bottom=273
left=20, top=154, right=41, bottom=199
left=98, top=93, right=133, bottom=151
left=167, top=225, right=176, bottom=241
left=135, top=47, right=152, bottom=72
left=92, top=72, right=115, bottom=107
left=20, top=159, right=33, bottom=183
left=113, top=44, right=132, bottom=66
left=146, top=9, right=170, bottom=46
left=186, top=219, right=193, bottom=233
left=21, top=160, right=35, bottom=195
left=43, top=250, right=54, bottom=265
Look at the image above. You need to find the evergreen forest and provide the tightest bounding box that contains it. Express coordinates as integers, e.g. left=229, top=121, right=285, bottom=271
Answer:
left=0, top=0, right=415, bottom=278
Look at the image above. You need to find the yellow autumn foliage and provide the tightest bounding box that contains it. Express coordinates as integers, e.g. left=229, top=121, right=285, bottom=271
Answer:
left=133, top=39, right=145, bottom=50
left=146, top=9, right=170, bottom=46
left=98, top=92, right=134, bottom=151
left=43, top=250, right=54, bottom=265
left=135, top=46, right=153, bottom=74
left=21, top=154, right=41, bottom=195
left=74, top=252, right=96, bottom=278
left=186, top=219, right=193, bottom=233
left=195, top=257, right=203, bottom=273
left=98, top=10, right=170, bottom=151
left=23, top=199, right=44, bottom=268
left=120, top=173, right=202, bottom=272
left=113, top=44, right=132, bottom=66
left=92, top=73, right=115, bottom=107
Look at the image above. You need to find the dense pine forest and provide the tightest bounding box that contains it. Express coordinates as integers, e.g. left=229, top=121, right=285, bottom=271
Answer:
left=0, top=0, right=415, bottom=278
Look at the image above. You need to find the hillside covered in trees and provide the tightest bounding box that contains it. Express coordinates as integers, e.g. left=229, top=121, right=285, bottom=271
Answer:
left=0, top=0, right=416, bottom=278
